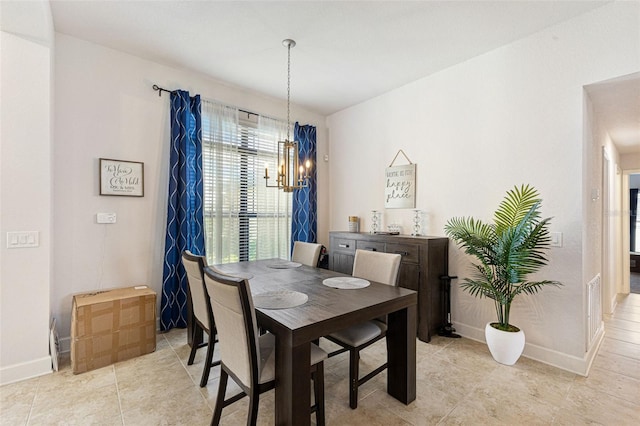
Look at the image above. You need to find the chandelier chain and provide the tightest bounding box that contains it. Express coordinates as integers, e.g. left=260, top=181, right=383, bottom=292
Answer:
left=286, top=41, right=291, bottom=140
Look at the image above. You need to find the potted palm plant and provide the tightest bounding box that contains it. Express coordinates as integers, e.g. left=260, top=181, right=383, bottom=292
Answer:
left=444, top=184, right=561, bottom=365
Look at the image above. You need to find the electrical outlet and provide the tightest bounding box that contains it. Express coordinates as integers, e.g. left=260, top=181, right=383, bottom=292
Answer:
left=97, top=213, right=117, bottom=224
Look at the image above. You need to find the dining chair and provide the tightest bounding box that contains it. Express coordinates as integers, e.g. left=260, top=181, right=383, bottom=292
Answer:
left=181, top=250, right=220, bottom=387
left=291, top=241, right=323, bottom=267
left=324, top=249, right=402, bottom=409
left=204, top=268, right=327, bottom=426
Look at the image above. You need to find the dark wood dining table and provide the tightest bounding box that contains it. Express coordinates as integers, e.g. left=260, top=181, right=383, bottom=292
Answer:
left=213, top=259, right=417, bottom=426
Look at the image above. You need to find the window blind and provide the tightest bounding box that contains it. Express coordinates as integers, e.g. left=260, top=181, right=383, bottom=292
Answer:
left=201, top=100, right=292, bottom=265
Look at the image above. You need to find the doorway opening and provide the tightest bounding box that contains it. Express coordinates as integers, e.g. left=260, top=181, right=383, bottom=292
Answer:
left=629, top=173, right=640, bottom=294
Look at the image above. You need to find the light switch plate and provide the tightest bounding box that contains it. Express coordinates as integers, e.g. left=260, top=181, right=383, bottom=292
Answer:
left=550, top=232, right=563, bottom=247
left=97, top=213, right=117, bottom=224
left=7, top=231, right=39, bottom=248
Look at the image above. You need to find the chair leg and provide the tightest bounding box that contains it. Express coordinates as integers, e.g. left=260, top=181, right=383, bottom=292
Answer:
left=188, top=323, right=201, bottom=365
left=349, top=348, right=360, bottom=409
left=247, top=386, right=260, bottom=426
left=200, top=331, right=215, bottom=387
left=211, top=369, right=228, bottom=426
left=313, top=362, right=325, bottom=426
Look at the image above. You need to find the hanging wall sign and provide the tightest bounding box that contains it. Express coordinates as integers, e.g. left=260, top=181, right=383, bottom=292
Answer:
left=100, top=158, right=144, bottom=197
left=384, top=150, right=416, bottom=209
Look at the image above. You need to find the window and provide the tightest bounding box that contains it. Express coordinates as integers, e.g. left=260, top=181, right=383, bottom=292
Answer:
left=201, top=100, right=292, bottom=265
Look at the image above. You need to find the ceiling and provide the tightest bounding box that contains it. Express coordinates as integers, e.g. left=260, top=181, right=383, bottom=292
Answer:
left=3, top=1, right=638, bottom=153
left=585, top=73, right=640, bottom=155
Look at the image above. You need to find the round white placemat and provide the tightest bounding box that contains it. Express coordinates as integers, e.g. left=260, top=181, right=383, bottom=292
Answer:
left=253, top=290, right=308, bottom=309
left=322, top=277, right=370, bottom=289
left=267, top=261, right=302, bottom=269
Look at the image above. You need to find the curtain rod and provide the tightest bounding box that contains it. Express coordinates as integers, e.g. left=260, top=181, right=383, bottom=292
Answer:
left=152, top=84, right=258, bottom=117
left=152, top=84, right=175, bottom=97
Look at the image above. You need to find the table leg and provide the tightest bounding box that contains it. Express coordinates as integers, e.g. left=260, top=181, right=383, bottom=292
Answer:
left=274, top=336, right=311, bottom=425
left=386, top=304, right=417, bottom=404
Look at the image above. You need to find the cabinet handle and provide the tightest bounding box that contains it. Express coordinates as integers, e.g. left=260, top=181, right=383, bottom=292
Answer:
left=364, top=247, right=377, bottom=251
left=394, top=251, right=409, bottom=256
left=338, top=244, right=349, bottom=248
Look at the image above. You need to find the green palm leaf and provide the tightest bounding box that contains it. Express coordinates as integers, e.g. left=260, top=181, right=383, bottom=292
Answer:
left=444, top=184, right=562, bottom=329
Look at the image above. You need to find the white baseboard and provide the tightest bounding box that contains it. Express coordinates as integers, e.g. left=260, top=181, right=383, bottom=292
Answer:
left=452, top=322, right=603, bottom=376
left=0, top=356, right=53, bottom=386
left=4, top=321, right=163, bottom=384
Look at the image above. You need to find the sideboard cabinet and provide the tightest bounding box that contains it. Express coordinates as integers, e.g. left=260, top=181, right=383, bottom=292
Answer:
left=329, top=231, right=448, bottom=342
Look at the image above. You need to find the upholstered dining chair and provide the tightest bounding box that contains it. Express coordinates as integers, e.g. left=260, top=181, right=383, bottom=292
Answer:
left=291, top=241, right=323, bottom=267
left=181, top=250, right=220, bottom=387
left=324, top=249, right=402, bottom=409
left=203, top=268, right=327, bottom=426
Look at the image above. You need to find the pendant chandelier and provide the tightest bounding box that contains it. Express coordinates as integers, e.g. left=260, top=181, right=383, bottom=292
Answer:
left=264, top=39, right=310, bottom=192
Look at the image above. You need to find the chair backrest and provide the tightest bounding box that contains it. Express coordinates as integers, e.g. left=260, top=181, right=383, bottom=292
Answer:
left=182, top=250, right=210, bottom=328
left=292, top=241, right=322, bottom=267
left=204, top=268, right=260, bottom=389
left=352, top=249, right=402, bottom=286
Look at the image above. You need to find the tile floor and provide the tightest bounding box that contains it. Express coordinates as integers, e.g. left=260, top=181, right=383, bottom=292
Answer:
left=2, top=294, right=639, bottom=425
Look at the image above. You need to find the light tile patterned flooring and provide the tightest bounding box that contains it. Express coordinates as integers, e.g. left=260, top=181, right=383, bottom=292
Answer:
left=2, top=294, right=640, bottom=425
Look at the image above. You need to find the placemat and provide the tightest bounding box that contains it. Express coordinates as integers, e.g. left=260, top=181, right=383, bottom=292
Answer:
left=253, top=290, right=308, bottom=309
left=322, top=277, right=371, bottom=289
left=266, top=261, right=302, bottom=269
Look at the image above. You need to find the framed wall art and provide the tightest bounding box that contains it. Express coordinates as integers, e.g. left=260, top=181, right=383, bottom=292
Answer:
left=384, top=150, right=416, bottom=209
left=99, top=158, right=144, bottom=197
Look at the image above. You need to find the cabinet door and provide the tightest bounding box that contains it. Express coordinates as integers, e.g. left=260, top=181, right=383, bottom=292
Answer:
left=331, top=252, right=354, bottom=275
left=397, top=262, right=419, bottom=291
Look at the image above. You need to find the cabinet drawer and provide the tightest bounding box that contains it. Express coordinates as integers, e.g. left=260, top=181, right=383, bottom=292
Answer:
left=356, top=240, right=385, bottom=252
left=331, top=253, right=354, bottom=274
left=333, top=238, right=356, bottom=253
left=386, top=243, right=420, bottom=264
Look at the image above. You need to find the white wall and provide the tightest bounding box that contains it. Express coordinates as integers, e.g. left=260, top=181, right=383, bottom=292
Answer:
left=327, top=2, right=639, bottom=374
left=0, top=7, right=54, bottom=383
left=53, top=34, right=328, bottom=352
left=585, top=92, right=623, bottom=316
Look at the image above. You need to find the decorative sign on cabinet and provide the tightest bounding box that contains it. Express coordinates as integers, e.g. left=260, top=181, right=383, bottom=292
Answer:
left=329, top=231, right=448, bottom=342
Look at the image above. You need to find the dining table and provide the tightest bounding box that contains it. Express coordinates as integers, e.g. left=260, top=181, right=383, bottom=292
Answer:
left=212, top=258, right=417, bottom=426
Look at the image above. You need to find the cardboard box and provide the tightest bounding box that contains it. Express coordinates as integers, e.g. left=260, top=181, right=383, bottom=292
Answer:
left=71, top=286, right=156, bottom=374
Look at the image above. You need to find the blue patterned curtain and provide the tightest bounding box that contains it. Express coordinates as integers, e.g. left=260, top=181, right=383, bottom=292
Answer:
left=161, top=90, right=205, bottom=331
left=291, top=123, right=317, bottom=251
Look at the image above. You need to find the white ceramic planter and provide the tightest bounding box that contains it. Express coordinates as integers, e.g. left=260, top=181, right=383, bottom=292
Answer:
left=485, top=322, right=525, bottom=365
